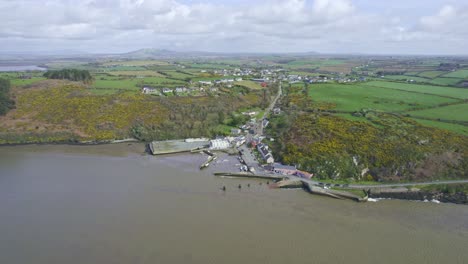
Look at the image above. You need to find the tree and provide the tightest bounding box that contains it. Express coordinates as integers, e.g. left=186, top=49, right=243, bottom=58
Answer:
left=0, top=78, right=14, bottom=115
left=43, top=69, right=93, bottom=84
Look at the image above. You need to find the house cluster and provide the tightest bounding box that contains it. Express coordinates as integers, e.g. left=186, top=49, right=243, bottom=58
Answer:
left=241, top=111, right=258, bottom=117
left=198, top=77, right=243, bottom=87
left=142, top=85, right=220, bottom=96
left=163, top=87, right=190, bottom=94
left=210, top=68, right=256, bottom=77
left=142, top=87, right=161, bottom=95
left=265, top=163, right=314, bottom=179
left=257, top=143, right=274, bottom=164
left=337, top=77, right=366, bottom=83
left=283, top=74, right=333, bottom=84
left=209, top=136, right=247, bottom=150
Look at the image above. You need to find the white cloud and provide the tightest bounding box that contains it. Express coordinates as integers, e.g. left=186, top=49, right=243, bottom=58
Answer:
left=0, top=0, right=467, bottom=54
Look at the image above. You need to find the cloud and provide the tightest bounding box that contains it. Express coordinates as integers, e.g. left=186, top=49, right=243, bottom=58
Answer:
left=0, top=0, right=467, bottom=54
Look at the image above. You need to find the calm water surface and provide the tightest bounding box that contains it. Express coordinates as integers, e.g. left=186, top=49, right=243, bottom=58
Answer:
left=0, top=144, right=467, bottom=264
left=0, top=65, right=46, bottom=72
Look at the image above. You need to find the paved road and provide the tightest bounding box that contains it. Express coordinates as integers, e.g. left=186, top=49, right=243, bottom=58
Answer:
left=238, top=144, right=263, bottom=173
left=258, top=82, right=282, bottom=135
left=285, top=175, right=468, bottom=190
left=348, top=179, right=468, bottom=189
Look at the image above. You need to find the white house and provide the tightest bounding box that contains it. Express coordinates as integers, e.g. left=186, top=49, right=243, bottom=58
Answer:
left=175, top=87, right=188, bottom=93
left=162, top=88, right=173, bottom=94
left=142, top=87, right=160, bottom=95
left=210, top=139, right=230, bottom=150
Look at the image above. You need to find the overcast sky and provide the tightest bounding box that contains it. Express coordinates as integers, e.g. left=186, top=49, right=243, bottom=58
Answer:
left=1, top=0, right=467, bottom=55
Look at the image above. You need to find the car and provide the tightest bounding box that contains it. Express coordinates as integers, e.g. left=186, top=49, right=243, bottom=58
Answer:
left=334, top=184, right=340, bottom=187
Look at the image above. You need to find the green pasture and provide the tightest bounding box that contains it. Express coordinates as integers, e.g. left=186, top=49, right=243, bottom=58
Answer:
left=308, top=83, right=458, bottom=112
left=11, top=77, right=46, bottom=86
left=429, top=77, right=462, bottom=86
left=235, top=80, right=263, bottom=90
left=363, top=81, right=468, bottom=99
left=383, top=75, right=430, bottom=82
left=406, top=103, right=468, bottom=122
left=417, top=71, right=446, bottom=78
left=442, top=69, right=468, bottom=78
left=413, top=119, right=468, bottom=136
left=101, top=60, right=170, bottom=67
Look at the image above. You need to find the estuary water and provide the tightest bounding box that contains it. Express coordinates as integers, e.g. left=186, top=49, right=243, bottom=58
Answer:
left=0, top=144, right=467, bottom=264
left=0, top=65, right=46, bottom=72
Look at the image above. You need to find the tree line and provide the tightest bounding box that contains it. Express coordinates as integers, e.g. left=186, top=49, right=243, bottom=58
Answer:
left=43, top=69, right=93, bottom=83
left=0, top=78, right=15, bottom=115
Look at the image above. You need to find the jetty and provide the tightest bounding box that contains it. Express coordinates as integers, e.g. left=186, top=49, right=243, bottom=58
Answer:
left=200, top=155, right=217, bottom=169
left=214, top=172, right=285, bottom=180
left=149, top=139, right=209, bottom=155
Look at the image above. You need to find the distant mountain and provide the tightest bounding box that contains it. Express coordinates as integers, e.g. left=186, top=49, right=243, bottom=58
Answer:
left=122, top=48, right=181, bottom=58
left=119, top=48, right=321, bottom=59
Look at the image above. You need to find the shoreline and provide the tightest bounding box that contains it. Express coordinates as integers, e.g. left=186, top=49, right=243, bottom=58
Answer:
left=0, top=138, right=140, bottom=147
left=1, top=142, right=466, bottom=204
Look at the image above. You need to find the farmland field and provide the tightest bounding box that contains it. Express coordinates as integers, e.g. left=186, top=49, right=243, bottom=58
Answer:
left=93, top=76, right=140, bottom=88
left=101, top=60, right=170, bottom=66
left=164, top=70, right=194, bottom=79
left=11, top=77, right=47, bottom=86
left=382, top=75, right=430, bottom=82
left=413, top=119, right=468, bottom=136
left=406, top=103, right=468, bottom=122
left=363, top=81, right=468, bottom=99
left=417, top=71, right=446, bottom=78
left=442, top=69, right=468, bottom=78
left=429, top=77, right=463, bottom=86
left=99, top=66, right=149, bottom=71
left=308, top=83, right=457, bottom=112
left=235, top=80, right=263, bottom=90
left=107, top=70, right=164, bottom=77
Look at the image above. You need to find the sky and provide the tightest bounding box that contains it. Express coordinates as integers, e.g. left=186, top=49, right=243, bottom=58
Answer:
left=1, top=0, right=467, bottom=55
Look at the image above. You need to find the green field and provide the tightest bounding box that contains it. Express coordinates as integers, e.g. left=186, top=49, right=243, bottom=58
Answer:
left=164, top=70, right=194, bottom=79
left=102, top=60, right=170, bottom=67
left=363, top=81, right=468, bottom=99
left=308, top=83, right=457, bottom=112
left=417, top=71, right=446, bottom=78
left=286, top=59, right=346, bottom=66
left=429, top=77, right=462, bottom=86
left=383, top=75, right=430, bottom=82
left=235, top=80, right=263, bottom=90
left=413, top=119, right=468, bottom=136
left=107, top=70, right=164, bottom=77
left=442, top=69, right=468, bottom=78
left=100, top=66, right=148, bottom=71
left=407, top=103, right=468, bottom=122
left=92, top=77, right=140, bottom=89
left=11, top=77, right=47, bottom=86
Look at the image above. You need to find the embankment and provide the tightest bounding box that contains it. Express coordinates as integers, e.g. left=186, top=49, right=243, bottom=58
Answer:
left=368, top=187, right=467, bottom=204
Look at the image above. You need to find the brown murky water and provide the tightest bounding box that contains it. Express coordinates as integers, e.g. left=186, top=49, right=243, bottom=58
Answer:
left=0, top=144, right=467, bottom=264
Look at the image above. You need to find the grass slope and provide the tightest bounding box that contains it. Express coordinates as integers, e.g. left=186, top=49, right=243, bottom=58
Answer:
left=308, top=83, right=457, bottom=112
left=364, top=81, right=468, bottom=99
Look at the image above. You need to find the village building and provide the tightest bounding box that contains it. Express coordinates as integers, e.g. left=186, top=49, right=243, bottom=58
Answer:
left=162, top=88, right=173, bottom=94
left=231, top=128, right=242, bottom=135
left=209, top=139, right=231, bottom=150
left=142, top=87, right=160, bottom=95
left=175, top=87, right=188, bottom=93
left=257, top=143, right=274, bottom=164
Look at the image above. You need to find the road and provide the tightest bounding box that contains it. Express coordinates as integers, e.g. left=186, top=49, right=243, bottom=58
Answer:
left=286, top=175, right=468, bottom=190
left=348, top=179, right=468, bottom=189
left=258, top=82, right=282, bottom=135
